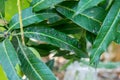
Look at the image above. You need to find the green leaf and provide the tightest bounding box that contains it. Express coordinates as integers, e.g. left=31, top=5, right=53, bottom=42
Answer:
left=90, top=0, right=120, bottom=65
left=23, top=26, right=87, bottom=57
left=9, top=7, right=57, bottom=31
left=0, top=0, right=5, bottom=17
left=31, top=0, right=64, bottom=12
left=74, top=0, right=104, bottom=16
left=0, top=39, right=21, bottom=80
left=28, top=47, right=41, bottom=59
left=17, top=38, right=56, bottom=80
left=82, top=6, right=107, bottom=22
left=56, top=4, right=101, bottom=34
left=57, top=1, right=107, bottom=22
left=105, top=0, right=114, bottom=10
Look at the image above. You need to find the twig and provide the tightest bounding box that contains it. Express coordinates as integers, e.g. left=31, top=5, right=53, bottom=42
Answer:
left=17, top=0, right=25, bottom=45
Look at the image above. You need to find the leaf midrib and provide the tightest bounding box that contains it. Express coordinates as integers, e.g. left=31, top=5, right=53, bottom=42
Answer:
left=23, top=31, right=85, bottom=55
left=91, top=9, right=120, bottom=62
left=3, top=40, right=20, bottom=80
left=32, top=0, right=44, bottom=8
left=77, top=0, right=92, bottom=12
left=78, top=0, right=103, bottom=12
left=18, top=40, right=43, bottom=80
left=9, top=13, right=55, bottom=31
left=57, top=5, right=101, bottom=24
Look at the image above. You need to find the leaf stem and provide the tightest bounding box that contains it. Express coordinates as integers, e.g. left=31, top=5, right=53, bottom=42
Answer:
left=17, top=0, right=25, bottom=45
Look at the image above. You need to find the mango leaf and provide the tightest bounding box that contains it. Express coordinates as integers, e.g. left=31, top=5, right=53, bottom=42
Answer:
left=28, top=47, right=41, bottom=59
left=23, top=26, right=87, bottom=57
left=9, top=7, right=57, bottom=31
left=0, top=0, right=5, bottom=17
left=105, top=0, right=114, bottom=10
left=90, top=0, right=120, bottom=65
left=74, top=0, right=104, bottom=16
left=82, top=6, right=107, bottom=22
left=31, top=0, right=64, bottom=12
left=0, top=39, right=21, bottom=80
left=17, top=38, right=56, bottom=80
left=57, top=1, right=107, bottom=22
left=56, top=5, right=101, bottom=34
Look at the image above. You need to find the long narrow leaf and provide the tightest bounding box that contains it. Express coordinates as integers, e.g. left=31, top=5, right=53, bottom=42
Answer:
left=23, top=26, right=87, bottom=57
left=57, top=1, right=107, bottom=22
left=74, top=0, right=104, bottom=16
left=17, top=38, right=56, bottom=80
left=31, top=0, right=64, bottom=12
left=9, top=7, right=57, bottom=31
left=56, top=5, right=101, bottom=34
left=0, top=39, right=21, bottom=80
left=90, top=0, right=120, bottom=65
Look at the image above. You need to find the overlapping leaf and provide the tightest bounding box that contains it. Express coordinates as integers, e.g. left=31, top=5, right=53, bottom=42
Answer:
left=23, top=26, right=87, bottom=57
left=74, top=0, right=104, bottom=16
left=9, top=7, right=58, bottom=31
left=0, top=39, right=21, bottom=80
left=31, top=0, right=64, bottom=12
left=82, top=6, right=106, bottom=22
left=17, top=38, right=56, bottom=80
left=56, top=3, right=103, bottom=34
left=90, top=0, right=120, bottom=65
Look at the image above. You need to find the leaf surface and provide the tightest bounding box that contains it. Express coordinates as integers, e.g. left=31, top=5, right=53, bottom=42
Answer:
left=23, top=26, right=87, bottom=57
left=56, top=4, right=101, bottom=34
left=74, top=0, right=104, bottom=16
left=90, top=0, right=120, bottom=65
left=31, top=0, right=64, bottom=12
left=0, top=39, right=21, bottom=80
left=9, top=7, right=57, bottom=31
left=17, top=38, right=56, bottom=80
